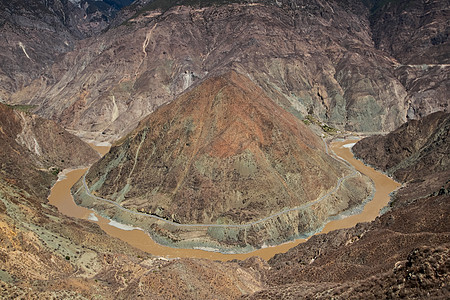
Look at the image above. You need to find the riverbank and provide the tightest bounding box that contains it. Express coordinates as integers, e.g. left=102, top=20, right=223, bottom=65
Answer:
left=73, top=138, right=375, bottom=252
left=48, top=140, right=400, bottom=260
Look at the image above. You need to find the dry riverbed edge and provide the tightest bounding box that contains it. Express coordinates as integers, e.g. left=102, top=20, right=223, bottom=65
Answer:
left=73, top=150, right=372, bottom=253
left=59, top=138, right=401, bottom=257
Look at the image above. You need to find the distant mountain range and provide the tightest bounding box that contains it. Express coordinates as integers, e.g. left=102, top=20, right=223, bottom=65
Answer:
left=0, top=0, right=448, bottom=298
left=2, top=0, right=448, bottom=141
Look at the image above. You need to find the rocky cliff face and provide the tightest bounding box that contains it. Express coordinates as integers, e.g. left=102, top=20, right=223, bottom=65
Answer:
left=395, top=64, right=449, bottom=120
left=0, top=103, right=100, bottom=168
left=353, top=110, right=449, bottom=218
left=370, top=0, right=449, bottom=64
left=0, top=0, right=134, bottom=102
left=353, top=111, right=449, bottom=182
left=0, top=101, right=265, bottom=299
left=368, top=0, right=450, bottom=120
left=240, top=111, right=450, bottom=299
left=6, top=0, right=447, bottom=142
left=74, top=71, right=372, bottom=249
left=0, top=103, right=99, bottom=197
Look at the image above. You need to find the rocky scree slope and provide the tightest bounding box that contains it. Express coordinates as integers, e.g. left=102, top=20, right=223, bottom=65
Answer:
left=353, top=111, right=449, bottom=181
left=0, top=102, right=267, bottom=299
left=0, top=103, right=100, bottom=195
left=368, top=0, right=450, bottom=119
left=240, top=111, right=450, bottom=299
left=369, top=0, right=449, bottom=65
left=353, top=111, right=450, bottom=205
left=75, top=71, right=372, bottom=249
left=0, top=0, right=134, bottom=102
left=8, top=0, right=448, bottom=141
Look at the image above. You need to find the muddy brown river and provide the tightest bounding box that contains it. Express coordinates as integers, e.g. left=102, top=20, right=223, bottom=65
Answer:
left=48, top=140, right=400, bottom=261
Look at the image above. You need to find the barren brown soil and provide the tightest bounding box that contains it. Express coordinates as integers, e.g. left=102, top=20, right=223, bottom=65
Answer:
left=76, top=71, right=371, bottom=249
left=4, top=0, right=447, bottom=141
left=241, top=112, right=450, bottom=299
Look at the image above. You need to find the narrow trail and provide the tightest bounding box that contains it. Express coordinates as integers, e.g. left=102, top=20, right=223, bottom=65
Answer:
left=127, top=131, right=147, bottom=182
left=51, top=139, right=400, bottom=260
left=81, top=139, right=367, bottom=228
left=134, top=23, right=157, bottom=77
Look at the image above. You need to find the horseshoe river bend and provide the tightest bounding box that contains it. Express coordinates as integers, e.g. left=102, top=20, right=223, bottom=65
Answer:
left=48, top=139, right=400, bottom=261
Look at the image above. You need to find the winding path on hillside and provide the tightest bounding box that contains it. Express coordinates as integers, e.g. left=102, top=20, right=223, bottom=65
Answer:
left=81, top=139, right=367, bottom=229
left=50, top=139, right=400, bottom=260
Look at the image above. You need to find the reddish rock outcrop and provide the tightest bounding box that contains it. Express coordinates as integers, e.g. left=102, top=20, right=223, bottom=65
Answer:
left=76, top=71, right=371, bottom=248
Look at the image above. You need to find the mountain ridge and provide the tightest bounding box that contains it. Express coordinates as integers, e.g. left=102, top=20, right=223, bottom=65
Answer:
left=5, top=0, right=447, bottom=142
left=73, top=71, right=372, bottom=250
left=0, top=0, right=448, bottom=297
left=241, top=111, right=450, bottom=299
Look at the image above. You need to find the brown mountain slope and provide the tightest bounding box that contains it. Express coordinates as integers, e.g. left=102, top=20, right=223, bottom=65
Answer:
left=75, top=71, right=372, bottom=249
left=0, top=103, right=99, bottom=198
left=243, top=200, right=449, bottom=299
left=353, top=111, right=449, bottom=182
left=368, top=0, right=450, bottom=120
left=370, top=0, right=450, bottom=64
left=353, top=111, right=449, bottom=206
left=0, top=0, right=135, bottom=102
left=1, top=77, right=447, bottom=300
left=4, top=1, right=448, bottom=141
left=0, top=101, right=265, bottom=299
left=240, top=111, right=450, bottom=299
left=0, top=102, right=143, bottom=297
left=5, top=0, right=440, bottom=142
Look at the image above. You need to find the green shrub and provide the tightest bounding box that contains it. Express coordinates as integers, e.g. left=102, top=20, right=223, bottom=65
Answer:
left=50, top=167, right=61, bottom=176
left=6, top=104, right=36, bottom=113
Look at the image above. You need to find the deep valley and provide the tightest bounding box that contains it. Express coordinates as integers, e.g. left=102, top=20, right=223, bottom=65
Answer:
left=0, top=0, right=448, bottom=299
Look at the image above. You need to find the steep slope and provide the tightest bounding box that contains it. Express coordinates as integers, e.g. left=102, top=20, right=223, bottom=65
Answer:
left=353, top=111, right=449, bottom=181
left=9, top=0, right=444, bottom=141
left=241, top=111, right=450, bottom=299
left=0, top=102, right=265, bottom=299
left=0, top=102, right=141, bottom=296
left=395, top=63, right=449, bottom=120
left=369, top=0, right=449, bottom=64
left=0, top=103, right=100, bottom=169
left=0, top=103, right=99, bottom=197
left=353, top=111, right=449, bottom=205
left=4, top=0, right=448, bottom=141
left=74, top=71, right=372, bottom=250
left=0, top=0, right=133, bottom=102
left=353, top=111, right=450, bottom=224
left=368, top=0, right=450, bottom=119
left=0, top=0, right=75, bottom=102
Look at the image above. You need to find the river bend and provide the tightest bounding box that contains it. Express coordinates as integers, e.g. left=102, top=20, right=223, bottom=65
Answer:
left=48, top=140, right=400, bottom=261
